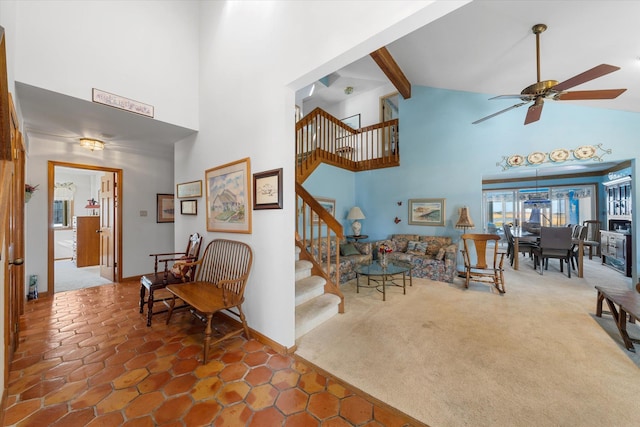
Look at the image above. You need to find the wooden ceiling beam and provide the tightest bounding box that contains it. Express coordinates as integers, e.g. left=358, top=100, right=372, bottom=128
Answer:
left=370, top=47, right=411, bottom=99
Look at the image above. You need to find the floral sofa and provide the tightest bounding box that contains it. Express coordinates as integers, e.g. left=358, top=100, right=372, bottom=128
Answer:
left=370, top=234, right=458, bottom=283
left=306, top=238, right=372, bottom=284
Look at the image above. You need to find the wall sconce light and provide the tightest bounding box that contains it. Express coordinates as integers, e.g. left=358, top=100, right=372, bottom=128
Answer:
left=79, top=138, right=105, bottom=151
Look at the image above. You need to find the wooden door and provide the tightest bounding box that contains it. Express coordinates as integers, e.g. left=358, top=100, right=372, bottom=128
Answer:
left=100, top=173, right=116, bottom=281
left=2, top=25, right=25, bottom=385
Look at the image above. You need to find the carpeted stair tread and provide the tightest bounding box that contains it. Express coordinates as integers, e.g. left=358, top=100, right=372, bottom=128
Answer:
left=295, top=275, right=326, bottom=306
left=295, top=293, right=341, bottom=339
left=295, top=260, right=313, bottom=281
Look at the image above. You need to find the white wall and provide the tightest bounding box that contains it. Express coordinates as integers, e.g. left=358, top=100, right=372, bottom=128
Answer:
left=13, top=0, right=200, bottom=130
left=174, top=1, right=468, bottom=348
left=25, top=135, right=176, bottom=289
left=53, top=170, right=100, bottom=259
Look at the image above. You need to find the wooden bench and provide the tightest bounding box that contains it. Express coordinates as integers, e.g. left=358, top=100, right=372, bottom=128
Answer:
left=595, top=285, right=640, bottom=352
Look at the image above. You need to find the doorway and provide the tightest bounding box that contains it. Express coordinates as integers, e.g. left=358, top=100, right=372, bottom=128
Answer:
left=47, top=161, right=123, bottom=294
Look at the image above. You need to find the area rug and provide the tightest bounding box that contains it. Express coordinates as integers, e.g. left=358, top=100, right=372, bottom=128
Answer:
left=295, top=257, right=640, bottom=427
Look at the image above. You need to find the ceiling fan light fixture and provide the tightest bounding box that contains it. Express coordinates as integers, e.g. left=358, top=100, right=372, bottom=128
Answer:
left=79, top=138, right=105, bottom=151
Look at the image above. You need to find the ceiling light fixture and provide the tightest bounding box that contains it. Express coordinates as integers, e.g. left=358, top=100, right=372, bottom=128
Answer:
left=79, top=138, right=105, bottom=151
left=344, top=86, right=354, bottom=95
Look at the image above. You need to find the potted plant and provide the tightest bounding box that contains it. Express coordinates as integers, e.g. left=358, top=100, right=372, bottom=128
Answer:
left=25, top=184, right=39, bottom=203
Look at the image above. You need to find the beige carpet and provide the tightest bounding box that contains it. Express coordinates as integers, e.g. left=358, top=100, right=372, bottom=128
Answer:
left=54, top=259, right=113, bottom=292
left=295, top=256, right=639, bottom=427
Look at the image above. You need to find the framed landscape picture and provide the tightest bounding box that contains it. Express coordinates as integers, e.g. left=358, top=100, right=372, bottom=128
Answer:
left=205, top=158, right=252, bottom=233
left=156, top=194, right=175, bottom=223
left=408, top=198, right=445, bottom=226
left=312, top=196, right=336, bottom=224
left=176, top=180, right=202, bottom=198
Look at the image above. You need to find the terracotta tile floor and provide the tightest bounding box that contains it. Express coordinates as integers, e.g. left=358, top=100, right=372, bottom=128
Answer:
left=3, top=282, right=425, bottom=426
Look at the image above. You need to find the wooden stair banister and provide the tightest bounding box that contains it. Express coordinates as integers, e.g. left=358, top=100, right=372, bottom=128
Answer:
left=296, top=107, right=399, bottom=182
left=295, top=182, right=344, bottom=313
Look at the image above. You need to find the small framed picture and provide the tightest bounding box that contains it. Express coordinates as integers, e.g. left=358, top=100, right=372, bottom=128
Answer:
left=408, top=198, right=445, bottom=226
left=180, top=200, right=197, bottom=215
left=176, top=180, right=202, bottom=198
left=313, top=197, right=336, bottom=224
left=253, top=168, right=283, bottom=210
left=156, top=194, right=175, bottom=223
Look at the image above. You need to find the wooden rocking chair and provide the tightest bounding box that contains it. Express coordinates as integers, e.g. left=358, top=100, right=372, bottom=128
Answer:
left=461, top=233, right=506, bottom=293
left=166, top=239, right=253, bottom=364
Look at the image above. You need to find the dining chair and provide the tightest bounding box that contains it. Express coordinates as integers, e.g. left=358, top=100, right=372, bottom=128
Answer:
left=532, top=227, right=573, bottom=277
left=570, top=225, right=587, bottom=271
left=503, top=223, right=536, bottom=267
left=582, top=220, right=602, bottom=259
left=461, top=233, right=506, bottom=293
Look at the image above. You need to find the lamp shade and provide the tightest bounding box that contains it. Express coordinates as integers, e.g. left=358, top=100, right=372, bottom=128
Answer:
left=347, top=206, right=366, bottom=220
left=455, top=206, right=474, bottom=229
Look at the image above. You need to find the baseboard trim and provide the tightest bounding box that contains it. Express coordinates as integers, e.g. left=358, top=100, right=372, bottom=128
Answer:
left=214, top=311, right=295, bottom=354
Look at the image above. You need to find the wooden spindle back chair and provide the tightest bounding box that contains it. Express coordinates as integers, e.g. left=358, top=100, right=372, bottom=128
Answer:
left=166, top=239, right=253, bottom=364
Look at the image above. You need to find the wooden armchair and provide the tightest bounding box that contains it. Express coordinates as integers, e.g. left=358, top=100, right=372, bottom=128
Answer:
left=461, top=233, right=506, bottom=293
left=166, top=239, right=253, bottom=364
left=139, top=233, right=202, bottom=326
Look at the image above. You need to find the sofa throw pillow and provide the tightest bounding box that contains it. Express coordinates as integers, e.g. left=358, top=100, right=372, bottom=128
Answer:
left=407, top=241, right=427, bottom=255
left=407, top=241, right=428, bottom=255
left=171, top=256, right=191, bottom=278
left=424, top=242, right=441, bottom=257
left=435, top=247, right=447, bottom=261
left=405, top=240, right=420, bottom=252
left=340, top=243, right=361, bottom=256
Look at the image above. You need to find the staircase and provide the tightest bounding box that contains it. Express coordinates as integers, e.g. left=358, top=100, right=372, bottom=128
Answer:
left=293, top=108, right=400, bottom=339
left=295, top=246, right=341, bottom=339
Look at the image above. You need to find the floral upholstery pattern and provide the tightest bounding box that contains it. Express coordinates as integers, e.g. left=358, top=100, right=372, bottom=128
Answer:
left=371, top=234, right=457, bottom=283
left=306, top=238, right=372, bottom=284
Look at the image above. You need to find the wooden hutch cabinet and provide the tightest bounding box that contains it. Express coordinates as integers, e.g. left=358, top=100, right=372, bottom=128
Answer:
left=601, top=176, right=632, bottom=277
left=73, top=216, right=100, bottom=267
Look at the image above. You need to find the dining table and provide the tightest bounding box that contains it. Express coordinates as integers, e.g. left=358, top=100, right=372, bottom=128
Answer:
left=512, top=227, right=584, bottom=278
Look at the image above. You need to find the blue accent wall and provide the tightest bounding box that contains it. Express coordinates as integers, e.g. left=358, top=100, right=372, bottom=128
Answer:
left=303, top=86, right=638, bottom=277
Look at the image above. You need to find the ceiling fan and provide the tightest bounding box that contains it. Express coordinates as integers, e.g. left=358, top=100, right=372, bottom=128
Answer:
left=473, top=24, right=627, bottom=125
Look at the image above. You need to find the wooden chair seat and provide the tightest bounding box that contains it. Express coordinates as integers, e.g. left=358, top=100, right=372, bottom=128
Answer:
left=166, top=239, right=253, bottom=364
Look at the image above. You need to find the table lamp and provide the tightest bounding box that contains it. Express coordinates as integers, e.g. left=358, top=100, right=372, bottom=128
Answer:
left=347, top=206, right=366, bottom=236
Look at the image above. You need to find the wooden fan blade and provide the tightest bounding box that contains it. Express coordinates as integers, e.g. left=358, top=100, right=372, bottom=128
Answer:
left=524, top=99, right=543, bottom=125
left=472, top=101, right=530, bottom=124
left=555, top=89, right=627, bottom=100
left=552, top=64, right=620, bottom=92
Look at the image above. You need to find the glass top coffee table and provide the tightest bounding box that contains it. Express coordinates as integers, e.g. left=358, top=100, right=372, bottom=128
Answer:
left=354, top=260, right=412, bottom=301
